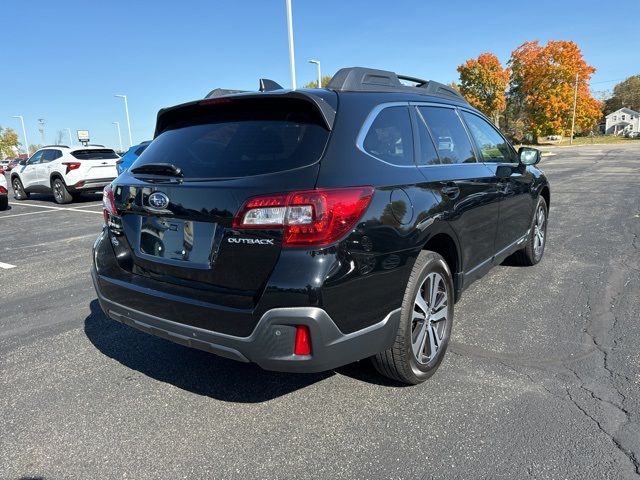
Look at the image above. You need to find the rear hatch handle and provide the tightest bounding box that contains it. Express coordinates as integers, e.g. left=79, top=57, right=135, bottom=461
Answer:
left=130, top=163, right=184, bottom=177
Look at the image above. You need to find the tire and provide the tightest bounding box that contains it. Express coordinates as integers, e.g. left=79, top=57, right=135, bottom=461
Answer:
left=372, top=250, right=454, bottom=385
left=512, top=196, right=548, bottom=266
left=52, top=177, right=73, bottom=204
left=12, top=177, right=29, bottom=200
left=0, top=195, right=7, bottom=210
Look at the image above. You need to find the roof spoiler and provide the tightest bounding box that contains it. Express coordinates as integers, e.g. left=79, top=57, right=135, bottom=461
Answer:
left=155, top=90, right=336, bottom=137
left=204, top=78, right=284, bottom=99
left=327, top=67, right=466, bottom=102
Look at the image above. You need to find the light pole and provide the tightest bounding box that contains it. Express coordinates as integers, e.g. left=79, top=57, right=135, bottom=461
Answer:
left=308, top=59, right=321, bottom=88
left=115, top=94, right=133, bottom=147
left=37, top=118, right=46, bottom=144
left=12, top=115, right=29, bottom=157
left=112, top=121, right=123, bottom=152
left=66, top=128, right=73, bottom=146
left=285, top=0, right=296, bottom=90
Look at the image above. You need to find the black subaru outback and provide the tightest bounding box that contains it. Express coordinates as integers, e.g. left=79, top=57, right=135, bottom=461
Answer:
left=92, top=67, right=549, bottom=384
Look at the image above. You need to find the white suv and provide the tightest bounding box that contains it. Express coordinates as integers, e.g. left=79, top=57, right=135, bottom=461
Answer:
left=10, top=145, right=119, bottom=204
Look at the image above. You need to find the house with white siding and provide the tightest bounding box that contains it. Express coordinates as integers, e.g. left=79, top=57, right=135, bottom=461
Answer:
left=605, top=107, right=640, bottom=135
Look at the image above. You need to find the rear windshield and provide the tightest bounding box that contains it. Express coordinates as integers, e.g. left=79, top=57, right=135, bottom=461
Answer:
left=71, top=149, right=119, bottom=160
left=132, top=100, right=330, bottom=178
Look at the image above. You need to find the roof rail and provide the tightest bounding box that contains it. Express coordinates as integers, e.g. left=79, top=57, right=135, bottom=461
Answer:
left=43, top=144, right=69, bottom=149
left=327, top=67, right=466, bottom=102
left=88, top=144, right=105, bottom=147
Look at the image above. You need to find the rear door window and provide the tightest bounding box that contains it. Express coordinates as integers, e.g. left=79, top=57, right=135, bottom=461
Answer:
left=362, top=106, right=414, bottom=166
left=133, top=101, right=330, bottom=179
left=41, top=149, right=60, bottom=162
left=418, top=107, right=477, bottom=164
left=71, top=149, right=119, bottom=160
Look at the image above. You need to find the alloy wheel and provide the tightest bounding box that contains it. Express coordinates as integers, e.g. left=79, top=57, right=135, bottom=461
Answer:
left=13, top=179, right=22, bottom=198
left=53, top=181, right=63, bottom=202
left=411, top=272, right=449, bottom=364
left=533, top=205, right=546, bottom=258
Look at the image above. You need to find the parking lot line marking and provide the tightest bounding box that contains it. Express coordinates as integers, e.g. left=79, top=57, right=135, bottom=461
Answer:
left=9, top=202, right=66, bottom=210
left=68, top=209, right=103, bottom=215
left=2, top=202, right=103, bottom=215
left=68, top=203, right=103, bottom=208
left=0, top=262, right=16, bottom=269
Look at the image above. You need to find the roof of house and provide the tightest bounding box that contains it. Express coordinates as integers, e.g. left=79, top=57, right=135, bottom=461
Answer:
left=606, top=107, right=640, bottom=118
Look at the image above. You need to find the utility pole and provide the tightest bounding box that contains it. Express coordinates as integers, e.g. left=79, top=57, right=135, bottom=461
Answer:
left=570, top=73, right=579, bottom=145
left=12, top=115, right=29, bottom=157
left=38, top=118, right=46, bottom=144
left=285, top=0, right=296, bottom=90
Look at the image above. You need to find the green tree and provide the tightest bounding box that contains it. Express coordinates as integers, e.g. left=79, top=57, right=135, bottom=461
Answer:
left=303, top=75, right=333, bottom=89
left=0, top=127, right=20, bottom=158
left=607, top=75, right=640, bottom=113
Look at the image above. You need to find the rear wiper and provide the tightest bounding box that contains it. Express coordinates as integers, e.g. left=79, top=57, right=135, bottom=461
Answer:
left=131, top=163, right=183, bottom=177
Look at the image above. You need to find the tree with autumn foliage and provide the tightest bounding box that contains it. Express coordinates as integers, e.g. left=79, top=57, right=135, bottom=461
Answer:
left=508, top=40, right=601, bottom=139
left=457, top=53, right=510, bottom=125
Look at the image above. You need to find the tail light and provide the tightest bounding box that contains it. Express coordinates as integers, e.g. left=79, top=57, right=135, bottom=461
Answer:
left=62, top=162, right=81, bottom=174
left=102, top=184, right=117, bottom=225
left=0, top=185, right=7, bottom=195
left=233, top=186, right=374, bottom=247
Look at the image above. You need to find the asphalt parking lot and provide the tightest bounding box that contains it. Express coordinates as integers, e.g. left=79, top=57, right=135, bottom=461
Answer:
left=1, top=144, right=639, bottom=480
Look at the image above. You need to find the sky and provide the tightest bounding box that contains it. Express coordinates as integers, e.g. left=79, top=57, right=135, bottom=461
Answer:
left=1, top=0, right=639, bottom=153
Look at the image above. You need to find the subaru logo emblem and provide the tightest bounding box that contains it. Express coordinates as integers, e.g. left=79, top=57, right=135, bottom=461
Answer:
left=148, top=192, right=170, bottom=210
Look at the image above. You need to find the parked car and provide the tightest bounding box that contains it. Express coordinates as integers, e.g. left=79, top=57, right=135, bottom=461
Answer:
left=546, top=135, right=562, bottom=141
left=116, top=141, right=151, bottom=175
left=625, top=131, right=640, bottom=139
left=0, top=172, right=8, bottom=210
left=92, top=67, right=550, bottom=384
left=10, top=145, right=119, bottom=204
left=5, top=159, right=23, bottom=172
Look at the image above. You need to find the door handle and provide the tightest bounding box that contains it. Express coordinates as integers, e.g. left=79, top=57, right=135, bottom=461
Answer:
left=440, top=183, right=460, bottom=199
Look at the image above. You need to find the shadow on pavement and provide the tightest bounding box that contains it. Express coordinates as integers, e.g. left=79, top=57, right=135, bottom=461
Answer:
left=84, top=299, right=405, bottom=401
left=22, top=192, right=102, bottom=204
left=84, top=299, right=335, bottom=403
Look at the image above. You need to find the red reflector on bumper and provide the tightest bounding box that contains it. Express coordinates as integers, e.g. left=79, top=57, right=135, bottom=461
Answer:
left=294, top=325, right=312, bottom=356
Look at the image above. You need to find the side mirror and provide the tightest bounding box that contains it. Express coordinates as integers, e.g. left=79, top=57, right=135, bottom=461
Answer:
left=518, top=147, right=541, bottom=166
left=19, top=159, right=27, bottom=166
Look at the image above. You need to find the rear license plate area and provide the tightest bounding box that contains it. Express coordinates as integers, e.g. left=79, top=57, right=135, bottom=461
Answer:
left=139, top=216, right=216, bottom=268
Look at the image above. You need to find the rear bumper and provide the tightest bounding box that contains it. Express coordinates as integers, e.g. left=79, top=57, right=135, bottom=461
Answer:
left=70, top=177, right=115, bottom=192
left=91, top=267, right=400, bottom=373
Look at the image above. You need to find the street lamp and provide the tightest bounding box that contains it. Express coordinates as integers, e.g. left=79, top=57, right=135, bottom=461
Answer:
left=66, top=128, right=73, bottom=146
left=285, top=0, right=296, bottom=90
left=114, top=94, right=133, bottom=147
left=11, top=115, right=29, bottom=157
left=308, top=59, right=321, bottom=88
left=112, top=121, right=123, bottom=152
